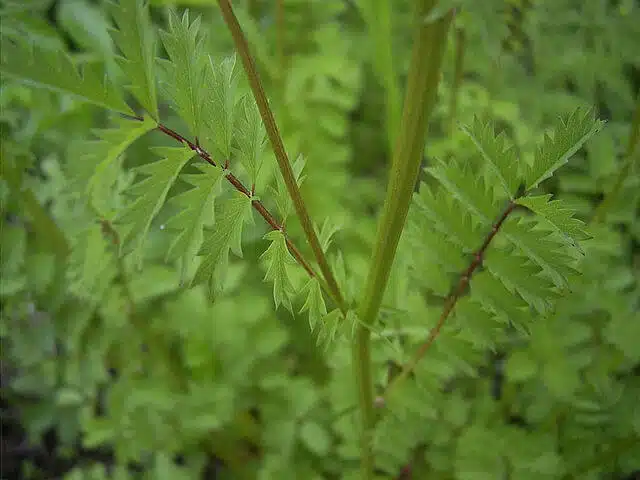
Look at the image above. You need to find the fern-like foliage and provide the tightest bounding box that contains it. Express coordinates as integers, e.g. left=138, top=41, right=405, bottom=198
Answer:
left=164, top=163, right=225, bottom=282
left=0, top=35, right=132, bottom=115
left=261, top=230, right=297, bottom=311
left=234, top=94, right=268, bottom=186
left=159, top=11, right=208, bottom=140
left=108, top=0, right=158, bottom=118
left=299, top=277, right=327, bottom=332
left=83, top=116, right=157, bottom=197
left=208, top=55, right=239, bottom=159
left=375, top=109, right=603, bottom=475
left=525, top=108, right=604, bottom=190
left=192, top=191, right=254, bottom=297
left=116, top=145, right=195, bottom=265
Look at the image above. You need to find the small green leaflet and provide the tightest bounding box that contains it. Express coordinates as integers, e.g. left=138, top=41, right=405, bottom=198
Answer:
left=525, top=108, right=604, bottom=191
left=317, top=217, right=341, bottom=253
left=269, top=154, right=307, bottom=221
left=470, top=271, right=529, bottom=327
left=0, top=35, right=132, bottom=115
left=85, top=115, right=156, bottom=198
left=233, top=94, right=267, bottom=185
left=427, top=158, right=498, bottom=225
left=460, top=117, right=521, bottom=199
left=165, top=163, right=225, bottom=283
left=59, top=0, right=116, bottom=75
left=193, top=191, right=254, bottom=297
left=299, top=277, right=327, bottom=331
left=484, top=248, right=555, bottom=315
left=116, top=145, right=195, bottom=266
left=159, top=10, right=208, bottom=139
left=516, top=194, right=591, bottom=250
left=314, top=308, right=343, bottom=350
left=261, top=230, right=297, bottom=311
left=109, top=0, right=158, bottom=118
left=502, top=216, right=579, bottom=289
left=414, top=185, right=483, bottom=253
left=207, top=55, right=239, bottom=159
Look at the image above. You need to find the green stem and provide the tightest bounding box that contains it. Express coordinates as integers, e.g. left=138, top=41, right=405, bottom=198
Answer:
left=362, top=1, right=401, bottom=160
left=353, top=4, right=453, bottom=478
left=591, top=98, right=640, bottom=223
left=216, top=0, right=347, bottom=314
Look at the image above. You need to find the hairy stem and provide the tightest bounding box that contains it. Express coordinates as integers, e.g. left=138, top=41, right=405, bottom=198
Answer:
left=153, top=121, right=341, bottom=308
left=353, top=4, right=453, bottom=478
left=384, top=200, right=517, bottom=398
left=216, top=0, right=347, bottom=314
left=591, top=98, right=640, bottom=223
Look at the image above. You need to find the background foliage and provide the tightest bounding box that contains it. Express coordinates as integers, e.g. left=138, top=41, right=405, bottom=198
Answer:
left=1, top=0, right=638, bottom=479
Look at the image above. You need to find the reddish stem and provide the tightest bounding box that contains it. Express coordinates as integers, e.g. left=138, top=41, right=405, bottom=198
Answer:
left=155, top=123, right=316, bottom=279
left=385, top=200, right=517, bottom=396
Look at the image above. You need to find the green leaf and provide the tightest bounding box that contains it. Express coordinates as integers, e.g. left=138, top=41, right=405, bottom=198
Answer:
left=413, top=185, right=483, bottom=253
left=206, top=55, right=240, bottom=158
left=484, top=247, right=556, bottom=314
left=299, top=277, right=327, bottom=331
left=109, top=0, right=158, bottom=118
left=516, top=194, right=591, bottom=249
left=525, top=108, right=604, bottom=191
left=269, top=154, right=306, bottom=222
left=506, top=350, right=538, bottom=382
left=299, top=421, right=331, bottom=456
left=502, top=216, right=579, bottom=289
left=460, top=117, right=521, bottom=199
left=455, top=425, right=505, bottom=480
left=85, top=115, right=157, bottom=198
left=317, top=217, right=341, bottom=253
left=260, top=229, right=297, bottom=311
left=470, top=271, right=529, bottom=326
left=233, top=94, right=267, bottom=185
left=164, top=163, right=225, bottom=282
left=427, top=158, right=498, bottom=224
left=58, top=0, right=116, bottom=73
left=604, top=310, right=640, bottom=362
left=159, top=10, right=208, bottom=138
left=314, top=308, right=343, bottom=350
left=0, top=35, right=132, bottom=115
left=193, top=191, right=253, bottom=296
left=116, top=145, right=195, bottom=265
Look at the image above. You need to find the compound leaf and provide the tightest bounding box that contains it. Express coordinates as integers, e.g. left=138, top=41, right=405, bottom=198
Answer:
left=159, top=10, right=208, bottom=138
left=526, top=108, right=604, bottom=191
left=0, top=35, right=132, bottom=115
left=116, top=145, right=195, bottom=265
left=109, top=0, right=158, bottom=118
left=516, top=194, right=591, bottom=249
left=165, top=163, right=225, bottom=282
left=261, top=229, right=297, bottom=311
left=460, top=117, right=522, bottom=199
left=299, top=277, right=327, bottom=331
left=193, top=191, right=253, bottom=296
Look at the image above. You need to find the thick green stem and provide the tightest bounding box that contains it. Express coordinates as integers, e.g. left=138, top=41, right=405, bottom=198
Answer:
left=352, top=4, right=453, bottom=478
left=216, top=0, right=347, bottom=314
left=591, top=98, right=640, bottom=223
left=361, top=1, right=401, bottom=160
